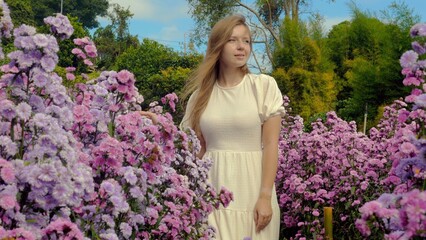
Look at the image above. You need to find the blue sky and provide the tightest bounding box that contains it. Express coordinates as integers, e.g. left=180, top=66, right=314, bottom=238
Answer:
left=102, top=0, right=426, bottom=52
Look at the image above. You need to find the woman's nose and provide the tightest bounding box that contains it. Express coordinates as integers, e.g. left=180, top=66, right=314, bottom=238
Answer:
left=236, top=40, right=244, bottom=49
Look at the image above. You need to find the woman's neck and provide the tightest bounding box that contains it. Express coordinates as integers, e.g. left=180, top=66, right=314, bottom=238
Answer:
left=217, top=68, right=245, bottom=88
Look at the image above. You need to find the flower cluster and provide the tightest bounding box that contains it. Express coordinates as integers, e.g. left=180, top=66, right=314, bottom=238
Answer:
left=70, top=69, right=231, bottom=238
left=10, top=24, right=59, bottom=72
left=71, top=36, right=98, bottom=67
left=276, top=100, right=394, bottom=239
left=0, top=2, right=13, bottom=59
left=356, top=23, right=426, bottom=239
left=0, top=23, right=92, bottom=240
left=356, top=190, right=426, bottom=239
left=44, top=13, right=74, bottom=40
left=0, top=6, right=231, bottom=239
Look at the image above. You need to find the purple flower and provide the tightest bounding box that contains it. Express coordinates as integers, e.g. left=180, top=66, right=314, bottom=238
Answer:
left=44, top=14, right=74, bottom=40
left=40, top=55, right=56, bottom=72
left=400, top=50, right=418, bottom=69
left=14, top=36, right=36, bottom=50
left=0, top=136, right=17, bottom=156
left=102, top=214, right=116, bottom=228
left=32, top=69, right=50, bottom=88
left=52, top=183, right=73, bottom=200
left=29, top=94, right=46, bottom=112
left=411, top=41, right=426, bottom=55
left=33, top=34, right=49, bottom=48
left=13, top=24, right=36, bottom=37
left=101, top=180, right=116, bottom=195
left=410, top=23, right=426, bottom=37
left=0, top=2, right=14, bottom=39
left=16, top=102, right=32, bottom=121
left=119, top=222, right=132, bottom=239
left=414, top=94, right=426, bottom=108
left=395, top=157, right=426, bottom=181
left=0, top=99, right=16, bottom=120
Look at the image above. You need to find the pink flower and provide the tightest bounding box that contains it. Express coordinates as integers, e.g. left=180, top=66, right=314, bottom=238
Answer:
left=84, top=44, right=97, bottom=58
left=117, top=70, right=132, bottom=84
left=0, top=165, right=15, bottom=183
left=66, top=72, right=75, bottom=81
left=359, top=200, right=382, bottom=218
left=73, top=38, right=84, bottom=46
left=83, top=59, right=93, bottom=66
left=65, top=66, right=76, bottom=72
left=403, top=76, right=422, bottom=86
left=43, top=218, right=84, bottom=239
left=399, top=142, right=416, bottom=154
left=71, top=48, right=85, bottom=58
left=0, top=194, right=16, bottom=210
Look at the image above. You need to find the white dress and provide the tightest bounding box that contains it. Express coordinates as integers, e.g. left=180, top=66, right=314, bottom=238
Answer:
left=181, top=73, right=285, bottom=240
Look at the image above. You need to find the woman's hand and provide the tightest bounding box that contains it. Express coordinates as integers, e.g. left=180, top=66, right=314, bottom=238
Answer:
left=254, top=196, right=273, bottom=233
left=139, top=111, right=158, bottom=124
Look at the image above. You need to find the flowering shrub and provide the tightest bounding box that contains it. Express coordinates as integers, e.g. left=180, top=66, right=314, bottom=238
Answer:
left=0, top=4, right=231, bottom=239
left=355, top=23, right=426, bottom=240
left=276, top=97, right=398, bottom=239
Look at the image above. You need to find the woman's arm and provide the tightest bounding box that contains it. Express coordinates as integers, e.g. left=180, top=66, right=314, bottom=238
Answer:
left=254, top=114, right=281, bottom=233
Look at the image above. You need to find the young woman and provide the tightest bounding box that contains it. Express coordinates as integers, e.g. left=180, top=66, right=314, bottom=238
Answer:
left=180, top=15, right=285, bottom=239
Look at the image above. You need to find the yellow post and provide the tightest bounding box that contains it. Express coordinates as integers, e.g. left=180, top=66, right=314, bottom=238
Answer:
left=324, top=207, right=333, bottom=240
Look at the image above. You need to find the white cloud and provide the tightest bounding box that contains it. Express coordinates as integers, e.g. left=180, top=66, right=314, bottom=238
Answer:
left=158, top=25, right=181, bottom=40
left=108, top=0, right=190, bottom=22
left=323, top=16, right=350, bottom=33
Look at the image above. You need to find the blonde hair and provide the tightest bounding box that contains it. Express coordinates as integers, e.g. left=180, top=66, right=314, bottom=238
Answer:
left=181, top=14, right=252, bottom=135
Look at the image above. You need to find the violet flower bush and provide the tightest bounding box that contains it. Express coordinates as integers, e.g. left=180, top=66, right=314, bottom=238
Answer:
left=0, top=4, right=232, bottom=239
left=356, top=23, right=426, bottom=240
left=276, top=97, right=396, bottom=239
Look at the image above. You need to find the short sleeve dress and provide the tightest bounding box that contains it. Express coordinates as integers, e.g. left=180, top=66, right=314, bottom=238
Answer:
left=181, top=73, right=285, bottom=239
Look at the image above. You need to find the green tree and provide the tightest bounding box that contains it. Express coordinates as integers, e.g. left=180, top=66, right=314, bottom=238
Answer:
left=7, top=0, right=109, bottom=29
left=5, top=0, right=36, bottom=26
left=186, top=0, right=335, bottom=70
left=327, top=6, right=413, bottom=128
left=93, top=4, right=139, bottom=70
left=114, top=39, right=203, bottom=108
left=272, top=17, right=337, bottom=121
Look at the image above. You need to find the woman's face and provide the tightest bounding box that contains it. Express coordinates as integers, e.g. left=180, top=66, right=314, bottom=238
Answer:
left=219, top=25, right=251, bottom=69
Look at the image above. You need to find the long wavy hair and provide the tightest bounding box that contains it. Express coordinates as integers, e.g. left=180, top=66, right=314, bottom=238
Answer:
left=181, top=14, right=252, bottom=136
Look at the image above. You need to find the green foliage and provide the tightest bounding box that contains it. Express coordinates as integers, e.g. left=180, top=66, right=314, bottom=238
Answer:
left=327, top=10, right=412, bottom=128
left=146, top=67, right=193, bottom=123
left=93, top=4, right=139, bottom=70
left=186, top=0, right=236, bottom=46
left=55, top=66, right=98, bottom=89
left=114, top=39, right=202, bottom=109
left=273, top=67, right=337, bottom=121
left=9, top=0, right=108, bottom=29
left=273, top=17, right=337, bottom=121
left=5, top=0, right=36, bottom=26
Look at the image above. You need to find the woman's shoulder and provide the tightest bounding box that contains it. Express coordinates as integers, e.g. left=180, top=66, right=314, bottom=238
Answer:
left=246, top=73, right=277, bottom=87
